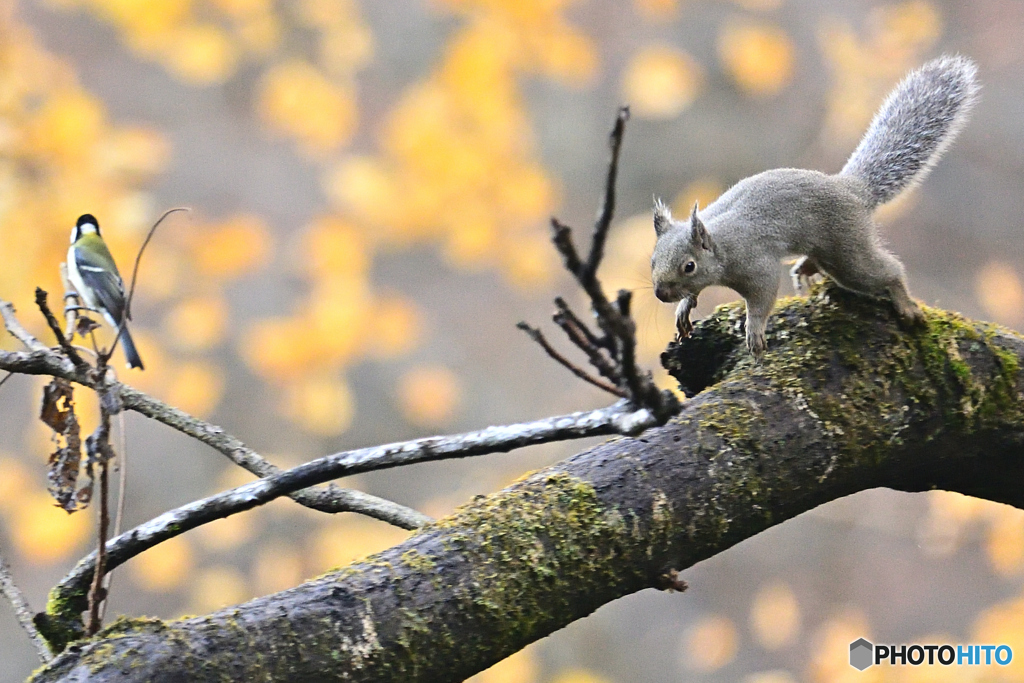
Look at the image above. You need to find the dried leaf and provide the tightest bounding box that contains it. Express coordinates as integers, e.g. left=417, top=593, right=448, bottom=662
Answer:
left=40, top=378, right=74, bottom=433
left=75, top=315, right=100, bottom=337
left=40, top=378, right=84, bottom=512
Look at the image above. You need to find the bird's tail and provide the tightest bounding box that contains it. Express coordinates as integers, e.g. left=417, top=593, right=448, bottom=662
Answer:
left=840, top=55, right=979, bottom=209
left=119, top=326, right=144, bottom=370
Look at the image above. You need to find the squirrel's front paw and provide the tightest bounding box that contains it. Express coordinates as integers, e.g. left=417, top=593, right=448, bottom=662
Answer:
left=746, top=331, right=766, bottom=358
left=895, top=300, right=926, bottom=329
left=674, top=316, right=693, bottom=342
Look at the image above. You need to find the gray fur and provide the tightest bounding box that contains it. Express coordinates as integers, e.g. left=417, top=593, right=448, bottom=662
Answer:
left=842, top=55, right=978, bottom=207
left=651, top=56, right=979, bottom=356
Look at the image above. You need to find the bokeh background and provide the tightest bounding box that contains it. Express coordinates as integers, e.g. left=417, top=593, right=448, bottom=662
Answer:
left=1, top=0, right=1024, bottom=681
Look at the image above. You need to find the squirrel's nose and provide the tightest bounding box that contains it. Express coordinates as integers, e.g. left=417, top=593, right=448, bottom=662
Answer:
left=654, top=284, right=673, bottom=302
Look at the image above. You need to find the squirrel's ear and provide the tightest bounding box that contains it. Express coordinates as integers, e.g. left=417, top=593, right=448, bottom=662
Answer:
left=653, top=197, right=672, bottom=237
left=690, top=201, right=713, bottom=251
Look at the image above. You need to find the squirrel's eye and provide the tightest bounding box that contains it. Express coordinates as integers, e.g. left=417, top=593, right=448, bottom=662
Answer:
left=684, top=261, right=696, bottom=274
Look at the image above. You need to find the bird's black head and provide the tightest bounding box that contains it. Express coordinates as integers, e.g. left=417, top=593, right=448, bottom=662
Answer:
left=72, top=214, right=100, bottom=242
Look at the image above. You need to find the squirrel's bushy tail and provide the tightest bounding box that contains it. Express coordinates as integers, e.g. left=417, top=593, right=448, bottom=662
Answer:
left=841, top=55, right=979, bottom=208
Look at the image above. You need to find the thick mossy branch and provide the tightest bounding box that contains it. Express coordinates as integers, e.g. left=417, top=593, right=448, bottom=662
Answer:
left=32, top=285, right=1024, bottom=683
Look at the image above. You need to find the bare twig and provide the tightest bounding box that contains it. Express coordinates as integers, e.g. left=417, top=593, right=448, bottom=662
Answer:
left=49, top=402, right=659, bottom=620
left=550, top=218, right=584, bottom=278
left=85, top=462, right=109, bottom=635
left=84, top=407, right=114, bottom=635
left=101, top=207, right=189, bottom=366
left=552, top=300, right=620, bottom=384
left=522, top=109, right=678, bottom=421
left=100, top=410, right=128, bottom=622
left=554, top=296, right=605, bottom=350
left=115, top=385, right=431, bottom=529
left=0, top=550, right=52, bottom=662
left=517, top=322, right=627, bottom=398
left=614, top=290, right=646, bottom=402
left=0, top=302, right=429, bottom=530
left=0, top=340, right=428, bottom=529
left=1, top=301, right=47, bottom=352
left=59, top=263, right=80, bottom=340
left=35, top=289, right=89, bottom=371
left=583, top=106, right=629, bottom=283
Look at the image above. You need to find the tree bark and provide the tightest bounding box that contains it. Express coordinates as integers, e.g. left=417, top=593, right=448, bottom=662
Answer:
left=31, top=285, right=1024, bottom=682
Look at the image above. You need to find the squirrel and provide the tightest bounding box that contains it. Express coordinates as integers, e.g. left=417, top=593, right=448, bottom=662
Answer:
left=650, top=55, right=979, bottom=357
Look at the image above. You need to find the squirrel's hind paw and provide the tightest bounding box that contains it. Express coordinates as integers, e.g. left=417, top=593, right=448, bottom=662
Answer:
left=790, top=257, right=821, bottom=295
left=897, top=302, right=926, bottom=329
left=746, top=330, right=767, bottom=358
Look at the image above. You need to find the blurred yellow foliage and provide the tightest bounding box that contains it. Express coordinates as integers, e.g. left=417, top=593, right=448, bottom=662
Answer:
left=806, top=609, right=881, bottom=683
left=7, top=490, right=91, bottom=564
left=973, top=596, right=1024, bottom=679
left=309, top=515, right=411, bottom=573
left=259, top=60, right=357, bottom=155
left=550, top=669, right=612, bottom=683
left=718, top=20, right=795, bottom=97
left=195, top=511, right=257, bottom=550
left=283, top=374, right=355, bottom=436
left=987, top=506, right=1024, bottom=577
left=253, top=541, right=306, bottom=595
left=368, top=296, right=422, bottom=359
left=188, top=564, right=251, bottom=612
left=622, top=45, right=704, bottom=119
left=750, top=581, right=801, bottom=650
left=398, top=364, right=462, bottom=428
left=976, top=261, right=1024, bottom=327
left=302, top=216, right=369, bottom=278
left=163, top=360, right=225, bottom=417
left=744, top=672, right=797, bottom=683
left=467, top=646, right=539, bottom=683
left=164, top=295, right=229, bottom=351
left=165, top=23, right=238, bottom=85
left=674, top=178, right=724, bottom=215
left=818, top=1, right=942, bottom=144
left=0, top=455, right=32, bottom=509
left=191, top=215, right=271, bottom=280
left=128, top=535, right=195, bottom=592
left=683, top=614, right=738, bottom=672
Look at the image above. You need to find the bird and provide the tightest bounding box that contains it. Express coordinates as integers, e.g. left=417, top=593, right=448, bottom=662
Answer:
left=67, top=213, right=144, bottom=369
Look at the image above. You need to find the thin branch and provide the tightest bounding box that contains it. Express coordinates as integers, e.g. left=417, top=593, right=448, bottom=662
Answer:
left=34, top=289, right=89, bottom=372
left=49, top=402, right=659, bottom=618
left=84, top=407, right=114, bottom=635
left=529, top=109, right=678, bottom=420
left=0, top=550, right=52, bottom=662
left=100, top=410, right=128, bottom=623
left=583, top=105, right=629, bottom=283
left=549, top=218, right=584, bottom=278
left=614, top=290, right=645, bottom=402
left=101, top=207, right=190, bottom=366
left=59, top=264, right=79, bottom=340
left=552, top=301, right=620, bottom=384
left=516, top=322, right=627, bottom=398
left=115, top=385, right=431, bottom=529
left=0, top=347, right=76, bottom=379
left=0, top=330, right=429, bottom=530
left=86, top=462, right=109, bottom=635
left=554, top=296, right=605, bottom=350
left=1, top=301, right=48, bottom=352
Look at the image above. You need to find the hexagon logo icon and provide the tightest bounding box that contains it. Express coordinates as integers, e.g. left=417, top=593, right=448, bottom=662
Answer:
left=850, top=638, right=874, bottom=671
